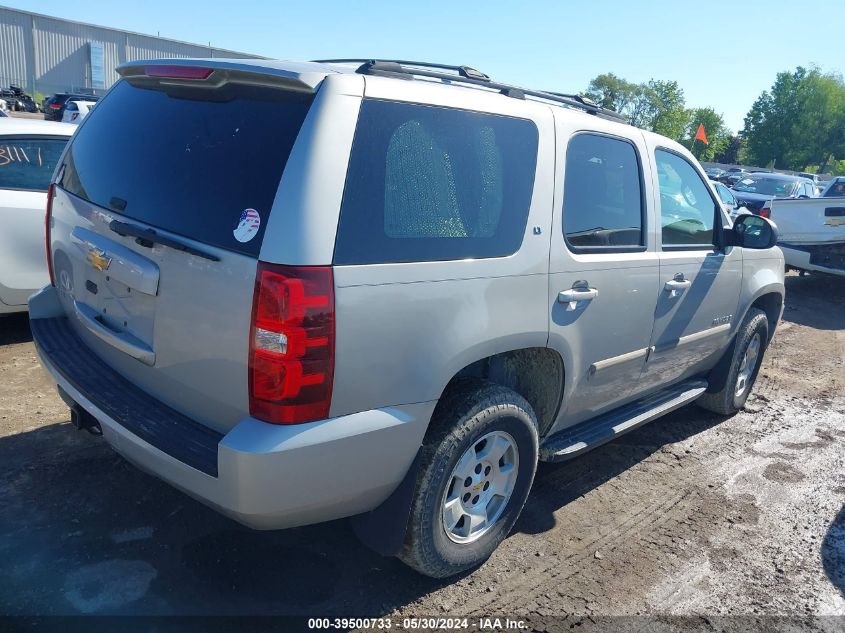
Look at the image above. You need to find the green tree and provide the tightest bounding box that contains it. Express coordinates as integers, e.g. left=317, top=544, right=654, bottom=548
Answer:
left=647, top=80, right=688, bottom=140
left=681, top=107, right=731, bottom=162
left=714, top=135, right=743, bottom=165
left=584, top=74, right=688, bottom=138
left=626, top=83, right=655, bottom=129
left=742, top=66, right=845, bottom=171
left=585, top=73, right=639, bottom=113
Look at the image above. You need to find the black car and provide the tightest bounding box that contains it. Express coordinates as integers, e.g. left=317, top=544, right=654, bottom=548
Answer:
left=731, top=173, right=816, bottom=215
left=43, top=93, right=100, bottom=121
left=704, top=167, right=725, bottom=180
left=0, top=89, right=21, bottom=111
left=717, top=172, right=747, bottom=187
left=1, top=86, right=39, bottom=113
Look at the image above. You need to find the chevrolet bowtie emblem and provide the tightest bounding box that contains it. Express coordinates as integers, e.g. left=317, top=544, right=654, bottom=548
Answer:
left=86, top=248, right=112, bottom=272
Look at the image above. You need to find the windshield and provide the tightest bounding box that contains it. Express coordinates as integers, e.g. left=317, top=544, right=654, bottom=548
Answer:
left=733, top=176, right=798, bottom=197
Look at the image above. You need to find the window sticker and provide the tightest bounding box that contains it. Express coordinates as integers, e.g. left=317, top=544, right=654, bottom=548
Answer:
left=233, top=208, right=261, bottom=243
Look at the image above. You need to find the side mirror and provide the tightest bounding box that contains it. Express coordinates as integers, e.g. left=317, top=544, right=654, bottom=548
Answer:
left=728, top=214, right=779, bottom=249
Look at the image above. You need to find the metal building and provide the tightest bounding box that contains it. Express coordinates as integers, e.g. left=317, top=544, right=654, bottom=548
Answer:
left=0, top=6, right=261, bottom=101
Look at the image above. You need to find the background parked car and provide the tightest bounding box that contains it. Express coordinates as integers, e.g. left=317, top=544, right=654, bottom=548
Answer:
left=8, top=87, right=39, bottom=113
left=712, top=181, right=749, bottom=219
left=768, top=193, right=845, bottom=277
left=0, top=118, right=75, bottom=313
left=718, top=172, right=749, bottom=187
left=0, top=89, right=22, bottom=111
left=731, top=172, right=816, bottom=215
left=705, top=167, right=725, bottom=180
left=61, top=99, right=97, bottom=124
left=821, top=177, right=845, bottom=197
left=43, top=93, right=99, bottom=121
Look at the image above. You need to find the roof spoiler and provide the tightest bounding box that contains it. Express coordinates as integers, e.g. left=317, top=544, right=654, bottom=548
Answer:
left=117, top=59, right=322, bottom=94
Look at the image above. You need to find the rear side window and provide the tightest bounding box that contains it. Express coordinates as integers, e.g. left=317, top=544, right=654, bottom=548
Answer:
left=334, top=99, right=538, bottom=264
left=60, top=80, right=313, bottom=256
left=0, top=137, right=67, bottom=192
left=562, top=133, right=644, bottom=251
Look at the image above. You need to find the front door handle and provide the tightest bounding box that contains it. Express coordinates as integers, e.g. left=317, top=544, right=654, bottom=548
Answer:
left=664, top=274, right=692, bottom=297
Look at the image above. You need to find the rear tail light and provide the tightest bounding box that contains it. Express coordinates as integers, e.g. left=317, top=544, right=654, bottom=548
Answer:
left=759, top=205, right=771, bottom=219
left=49, top=103, right=61, bottom=109
left=45, top=183, right=55, bottom=286
left=249, top=263, right=335, bottom=424
left=144, top=65, right=213, bottom=80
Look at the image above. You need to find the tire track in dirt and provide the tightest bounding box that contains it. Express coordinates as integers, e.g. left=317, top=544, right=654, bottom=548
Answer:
left=462, top=489, right=697, bottom=613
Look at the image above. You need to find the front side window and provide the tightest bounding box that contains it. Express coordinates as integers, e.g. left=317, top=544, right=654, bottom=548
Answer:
left=655, top=149, right=717, bottom=248
left=0, top=137, right=68, bottom=191
left=562, top=133, right=644, bottom=250
left=334, top=99, right=539, bottom=264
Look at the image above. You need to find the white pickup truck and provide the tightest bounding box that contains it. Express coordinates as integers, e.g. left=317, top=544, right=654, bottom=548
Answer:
left=767, top=197, right=845, bottom=276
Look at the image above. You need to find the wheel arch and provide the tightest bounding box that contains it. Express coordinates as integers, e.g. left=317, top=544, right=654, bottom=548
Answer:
left=747, top=291, right=784, bottom=344
left=437, top=346, right=565, bottom=438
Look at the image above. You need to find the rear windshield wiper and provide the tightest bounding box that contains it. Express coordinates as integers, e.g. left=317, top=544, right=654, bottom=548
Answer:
left=108, top=219, right=220, bottom=262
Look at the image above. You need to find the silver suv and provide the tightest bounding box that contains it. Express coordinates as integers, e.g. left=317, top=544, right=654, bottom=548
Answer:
left=30, top=58, right=785, bottom=578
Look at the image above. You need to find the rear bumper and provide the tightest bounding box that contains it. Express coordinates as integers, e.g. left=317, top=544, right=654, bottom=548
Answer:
left=29, top=286, right=434, bottom=529
left=781, top=242, right=845, bottom=276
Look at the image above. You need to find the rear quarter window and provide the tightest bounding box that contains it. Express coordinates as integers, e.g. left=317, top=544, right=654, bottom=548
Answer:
left=334, top=99, right=539, bottom=264
left=0, top=137, right=68, bottom=191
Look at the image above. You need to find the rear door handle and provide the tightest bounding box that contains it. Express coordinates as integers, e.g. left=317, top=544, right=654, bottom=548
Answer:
left=558, top=286, right=598, bottom=310
left=558, top=287, right=598, bottom=302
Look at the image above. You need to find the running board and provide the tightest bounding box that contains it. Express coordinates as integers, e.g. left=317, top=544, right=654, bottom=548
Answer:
left=539, top=379, right=708, bottom=462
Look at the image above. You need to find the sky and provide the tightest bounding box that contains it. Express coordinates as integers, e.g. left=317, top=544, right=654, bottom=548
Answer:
left=7, top=0, right=844, bottom=132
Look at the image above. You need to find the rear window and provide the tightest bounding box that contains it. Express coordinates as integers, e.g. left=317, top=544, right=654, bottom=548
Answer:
left=0, top=137, right=68, bottom=191
left=334, top=99, right=538, bottom=264
left=60, top=79, right=312, bottom=256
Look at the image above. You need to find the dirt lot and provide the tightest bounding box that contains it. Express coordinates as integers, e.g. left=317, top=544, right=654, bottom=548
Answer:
left=0, top=273, right=843, bottom=625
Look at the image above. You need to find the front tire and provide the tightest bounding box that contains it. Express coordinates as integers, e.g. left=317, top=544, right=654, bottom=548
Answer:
left=698, top=308, right=769, bottom=415
left=398, top=380, right=539, bottom=578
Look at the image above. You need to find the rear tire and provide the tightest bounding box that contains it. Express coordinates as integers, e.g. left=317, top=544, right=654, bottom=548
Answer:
left=398, top=380, right=538, bottom=578
left=697, top=308, right=769, bottom=415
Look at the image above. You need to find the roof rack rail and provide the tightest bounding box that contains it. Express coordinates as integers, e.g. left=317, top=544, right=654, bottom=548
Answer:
left=314, top=58, right=626, bottom=123
left=314, top=58, right=491, bottom=81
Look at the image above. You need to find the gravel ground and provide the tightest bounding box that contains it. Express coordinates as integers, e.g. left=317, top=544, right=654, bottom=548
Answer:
left=0, top=272, right=843, bottom=628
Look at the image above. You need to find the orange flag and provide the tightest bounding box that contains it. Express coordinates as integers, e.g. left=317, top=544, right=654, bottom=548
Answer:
left=694, top=123, right=708, bottom=145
